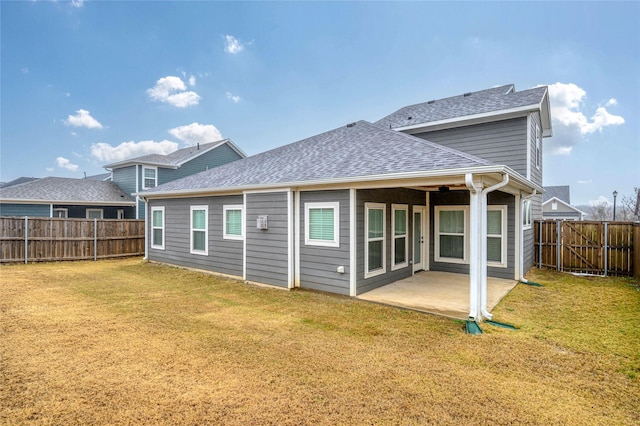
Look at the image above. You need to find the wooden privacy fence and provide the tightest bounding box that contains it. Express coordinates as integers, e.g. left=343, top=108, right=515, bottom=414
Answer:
left=534, top=220, right=639, bottom=278
left=0, top=217, right=145, bottom=263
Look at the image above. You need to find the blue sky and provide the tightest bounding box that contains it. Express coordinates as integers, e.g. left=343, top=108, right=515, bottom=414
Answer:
left=1, top=1, right=638, bottom=206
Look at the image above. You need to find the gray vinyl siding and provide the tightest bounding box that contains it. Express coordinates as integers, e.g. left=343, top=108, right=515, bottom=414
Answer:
left=158, top=144, right=243, bottom=185
left=299, top=190, right=350, bottom=295
left=147, top=195, right=244, bottom=277
left=429, top=190, right=516, bottom=280
left=245, top=192, right=290, bottom=288
left=356, top=188, right=426, bottom=295
left=523, top=227, right=534, bottom=273
left=0, top=203, right=50, bottom=217
left=112, top=165, right=137, bottom=195
left=412, top=118, right=528, bottom=176
left=137, top=199, right=146, bottom=220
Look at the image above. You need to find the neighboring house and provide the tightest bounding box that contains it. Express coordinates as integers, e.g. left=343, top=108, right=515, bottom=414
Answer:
left=0, top=140, right=244, bottom=219
left=104, top=139, right=246, bottom=219
left=542, top=185, right=586, bottom=220
left=140, top=84, right=552, bottom=322
left=0, top=177, right=135, bottom=219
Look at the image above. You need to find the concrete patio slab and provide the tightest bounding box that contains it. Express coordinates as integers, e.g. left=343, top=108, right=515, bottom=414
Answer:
left=357, top=271, right=517, bottom=320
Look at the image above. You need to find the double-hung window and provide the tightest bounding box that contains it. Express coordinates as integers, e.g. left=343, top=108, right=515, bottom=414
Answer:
left=391, top=204, right=408, bottom=270
left=487, top=205, right=507, bottom=268
left=86, top=209, right=103, bottom=219
left=223, top=205, right=244, bottom=240
left=435, top=206, right=467, bottom=263
left=365, top=203, right=386, bottom=278
left=305, top=202, right=340, bottom=247
left=151, top=206, right=164, bottom=250
left=522, top=199, right=532, bottom=230
left=143, top=167, right=157, bottom=189
left=190, top=205, right=208, bottom=255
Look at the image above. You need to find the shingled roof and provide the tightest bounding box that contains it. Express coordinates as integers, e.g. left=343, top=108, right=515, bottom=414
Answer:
left=104, top=139, right=246, bottom=169
left=375, top=84, right=551, bottom=136
left=0, top=177, right=135, bottom=205
left=543, top=185, right=571, bottom=203
left=142, top=120, right=499, bottom=195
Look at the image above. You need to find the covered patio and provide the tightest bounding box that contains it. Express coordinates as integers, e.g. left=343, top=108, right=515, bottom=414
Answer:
left=357, top=271, right=517, bottom=320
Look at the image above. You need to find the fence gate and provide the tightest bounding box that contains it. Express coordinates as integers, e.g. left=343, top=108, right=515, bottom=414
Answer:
left=534, top=220, right=636, bottom=277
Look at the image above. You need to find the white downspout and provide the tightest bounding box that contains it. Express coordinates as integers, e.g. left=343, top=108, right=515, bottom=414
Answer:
left=465, top=173, right=482, bottom=321
left=519, top=190, right=537, bottom=283
left=480, top=174, right=509, bottom=320
left=142, top=196, right=148, bottom=260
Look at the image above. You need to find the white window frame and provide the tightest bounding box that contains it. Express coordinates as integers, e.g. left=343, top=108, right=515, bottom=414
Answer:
left=535, top=124, right=542, bottom=170
left=151, top=206, right=165, bottom=250
left=190, top=205, right=208, bottom=256
left=304, top=202, right=340, bottom=247
left=522, top=199, right=532, bottom=230
left=53, top=208, right=68, bottom=218
left=365, top=202, right=386, bottom=279
left=487, top=205, right=508, bottom=268
left=86, top=208, right=103, bottom=219
left=391, top=204, right=408, bottom=271
left=117, top=209, right=125, bottom=219
left=434, top=205, right=468, bottom=264
left=142, top=166, right=157, bottom=190
left=223, top=205, right=244, bottom=240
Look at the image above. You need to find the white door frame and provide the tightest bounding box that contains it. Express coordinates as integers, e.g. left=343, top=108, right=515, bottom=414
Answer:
left=413, top=206, right=426, bottom=273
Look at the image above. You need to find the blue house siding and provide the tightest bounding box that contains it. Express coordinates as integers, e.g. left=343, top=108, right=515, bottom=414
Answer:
left=112, top=165, right=137, bottom=195
left=412, top=118, right=528, bottom=177
left=53, top=205, right=135, bottom=219
left=245, top=191, right=290, bottom=288
left=429, top=190, right=515, bottom=280
left=0, top=203, right=50, bottom=217
left=158, top=144, right=243, bottom=185
left=147, top=195, right=244, bottom=277
left=299, top=190, right=350, bottom=295
left=355, top=188, right=426, bottom=295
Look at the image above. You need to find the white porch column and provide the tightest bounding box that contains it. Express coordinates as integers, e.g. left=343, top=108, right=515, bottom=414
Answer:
left=466, top=174, right=482, bottom=320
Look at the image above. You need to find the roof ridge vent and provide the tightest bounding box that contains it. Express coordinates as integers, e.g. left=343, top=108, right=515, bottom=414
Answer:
left=346, top=122, right=357, bottom=128
left=427, top=100, right=435, bottom=104
left=463, top=92, right=472, bottom=97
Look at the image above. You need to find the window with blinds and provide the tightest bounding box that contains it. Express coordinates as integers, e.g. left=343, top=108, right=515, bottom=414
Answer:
left=304, top=202, right=339, bottom=247
left=365, top=203, right=386, bottom=278
left=223, top=205, right=243, bottom=240
left=190, top=205, right=208, bottom=255
left=392, top=204, right=408, bottom=270
left=151, top=206, right=164, bottom=249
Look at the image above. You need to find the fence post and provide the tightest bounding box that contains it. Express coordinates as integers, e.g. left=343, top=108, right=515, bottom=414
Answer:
left=94, top=218, right=97, bottom=261
left=603, top=222, right=608, bottom=277
left=538, top=221, right=542, bottom=269
left=556, top=220, right=562, bottom=271
left=24, top=216, right=28, bottom=264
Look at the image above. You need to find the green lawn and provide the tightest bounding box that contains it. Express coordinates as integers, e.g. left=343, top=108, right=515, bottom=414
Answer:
left=1, top=258, right=638, bottom=425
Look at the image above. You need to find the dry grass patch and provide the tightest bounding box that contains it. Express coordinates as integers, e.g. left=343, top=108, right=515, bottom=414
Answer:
left=1, top=259, right=639, bottom=425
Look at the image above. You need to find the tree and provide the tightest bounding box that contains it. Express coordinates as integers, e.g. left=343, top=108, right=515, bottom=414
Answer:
left=619, top=187, right=640, bottom=221
left=588, top=200, right=611, bottom=221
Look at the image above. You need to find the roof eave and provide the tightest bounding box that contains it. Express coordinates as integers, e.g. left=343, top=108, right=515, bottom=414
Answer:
left=139, top=165, right=541, bottom=199
left=393, top=104, right=544, bottom=135
left=0, top=199, right=136, bottom=206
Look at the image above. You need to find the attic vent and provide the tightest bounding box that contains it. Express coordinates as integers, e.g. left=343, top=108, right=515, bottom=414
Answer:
left=427, top=100, right=435, bottom=104
left=346, top=122, right=357, bottom=128
left=407, top=116, right=412, bottom=120
left=463, top=92, right=472, bottom=97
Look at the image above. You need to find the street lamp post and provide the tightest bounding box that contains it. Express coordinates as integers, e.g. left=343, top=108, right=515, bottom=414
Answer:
left=613, top=190, right=618, bottom=221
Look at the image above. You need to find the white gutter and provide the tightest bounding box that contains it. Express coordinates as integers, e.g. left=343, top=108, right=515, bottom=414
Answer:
left=479, top=174, right=509, bottom=320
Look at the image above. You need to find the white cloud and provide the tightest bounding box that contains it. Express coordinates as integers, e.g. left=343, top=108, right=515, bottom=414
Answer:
left=545, top=82, right=625, bottom=155
left=46, top=167, right=54, bottom=172
left=577, top=179, right=592, bottom=184
left=226, top=92, right=241, bottom=103
left=224, top=35, right=245, bottom=54
left=56, top=157, right=79, bottom=172
left=147, top=76, right=200, bottom=108
left=90, top=140, right=178, bottom=163
left=64, top=109, right=104, bottom=129
left=71, top=0, right=84, bottom=8
left=21, top=67, right=29, bottom=74
left=188, top=75, right=196, bottom=87
left=168, top=123, right=223, bottom=146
